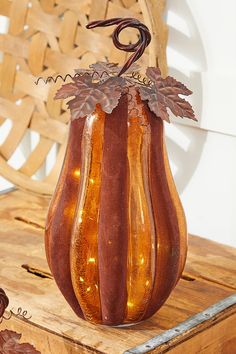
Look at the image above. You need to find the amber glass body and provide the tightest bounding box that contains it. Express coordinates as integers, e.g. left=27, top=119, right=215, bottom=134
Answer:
left=45, top=89, right=187, bottom=326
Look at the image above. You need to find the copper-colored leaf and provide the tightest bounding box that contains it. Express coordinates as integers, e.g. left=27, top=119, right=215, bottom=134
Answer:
left=89, top=62, right=120, bottom=75
left=139, top=67, right=196, bottom=122
left=55, top=62, right=196, bottom=121
left=0, top=330, right=40, bottom=354
left=56, top=75, right=126, bottom=119
left=74, top=62, right=118, bottom=81
left=145, top=67, right=192, bottom=95
left=0, top=288, right=9, bottom=318
left=55, top=82, right=79, bottom=99
left=138, top=86, right=170, bottom=122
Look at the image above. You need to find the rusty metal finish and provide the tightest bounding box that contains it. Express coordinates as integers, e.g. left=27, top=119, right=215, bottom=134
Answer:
left=42, top=15, right=194, bottom=326
left=52, top=65, right=195, bottom=124
left=97, top=94, right=129, bottom=325
left=141, top=105, right=186, bottom=320
left=46, top=90, right=188, bottom=325
left=55, top=75, right=126, bottom=119
left=0, top=288, right=9, bottom=319
left=87, top=18, right=151, bottom=76
left=45, top=118, right=86, bottom=318
left=35, top=15, right=152, bottom=85
left=139, top=67, right=196, bottom=122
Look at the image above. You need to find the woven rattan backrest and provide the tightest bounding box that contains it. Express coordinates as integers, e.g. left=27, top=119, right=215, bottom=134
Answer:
left=0, top=0, right=168, bottom=195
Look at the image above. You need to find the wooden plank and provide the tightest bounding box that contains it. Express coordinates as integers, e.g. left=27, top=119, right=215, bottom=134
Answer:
left=2, top=317, right=100, bottom=354
left=186, top=236, right=236, bottom=290
left=167, top=312, right=236, bottom=354
left=124, top=295, right=236, bottom=353
left=0, top=190, right=235, bottom=353
left=0, top=0, right=11, bottom=16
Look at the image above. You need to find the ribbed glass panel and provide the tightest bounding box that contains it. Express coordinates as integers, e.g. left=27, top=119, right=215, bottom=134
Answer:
left=126, top=103, right=156, bottom=323
left=70, top=107, right=105, bottom=323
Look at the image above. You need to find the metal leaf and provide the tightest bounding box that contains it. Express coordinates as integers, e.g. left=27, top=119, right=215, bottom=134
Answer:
left=90, top=61, right=140, bottom=75
left=146, top=67, right=192, bottom=95
left=89, top=62, right=120, bottom=75
left=0, top=288, right=9, bottom=318
left=139, top=67, right=196, bottom=122
left=54, top=82, right=79, bottom=99
left=0, top=330, right=41, bottom=354
left=139, top=86, right=170, bottom=122
left=58, top=75, right=126, bottom=119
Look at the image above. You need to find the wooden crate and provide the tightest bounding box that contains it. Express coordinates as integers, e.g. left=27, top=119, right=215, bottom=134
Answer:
left=0, top=189, right=236, bottom=353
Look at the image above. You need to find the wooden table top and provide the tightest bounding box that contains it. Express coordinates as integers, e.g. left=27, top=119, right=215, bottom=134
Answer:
left=0, top=189, right=235, bottom=353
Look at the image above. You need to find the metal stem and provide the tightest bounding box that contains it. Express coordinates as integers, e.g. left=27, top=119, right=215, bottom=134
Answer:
left=86, top=18, right=151, bottom=76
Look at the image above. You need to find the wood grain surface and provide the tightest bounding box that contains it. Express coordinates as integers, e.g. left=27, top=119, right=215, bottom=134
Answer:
left=0, top=189, right=235, bottom=353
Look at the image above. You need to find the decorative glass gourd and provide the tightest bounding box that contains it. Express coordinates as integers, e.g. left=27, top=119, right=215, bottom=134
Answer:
left=44, top=18, right=196, bottom=326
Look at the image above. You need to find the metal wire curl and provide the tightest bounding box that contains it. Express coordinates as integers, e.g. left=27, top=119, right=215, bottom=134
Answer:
left=35, top=18, right=151, bottom=85
left=86, top=18, right=151, bottom=76
left=0, top=307, right=32, bottom=324
left=129, top=71, right=153, bottom=86
left=35, top=72, right=90, bottom=85
left=35, top=70, right=112, bottom=85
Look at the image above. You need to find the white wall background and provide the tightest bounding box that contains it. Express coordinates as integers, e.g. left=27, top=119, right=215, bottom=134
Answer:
left=165, top=0, right=236, bottom=247
left=0, top=0, right=236, bottom=246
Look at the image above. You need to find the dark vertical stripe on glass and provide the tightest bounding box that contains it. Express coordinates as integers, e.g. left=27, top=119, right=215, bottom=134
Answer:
left=45, top=118, right=85, bottom=318
left=98, top=95, right=129, bottom=325
left=143, top=107, right=181, bottom=319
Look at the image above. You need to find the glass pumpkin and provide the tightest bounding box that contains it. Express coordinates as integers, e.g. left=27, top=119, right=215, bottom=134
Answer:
left=45, top=89, right=187, bottom=325
left=44, top=17, right=195, bottom=326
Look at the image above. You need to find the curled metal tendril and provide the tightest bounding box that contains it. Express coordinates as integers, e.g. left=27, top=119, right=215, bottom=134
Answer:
left=122, top=86, right=145, bottom=120
left=130, top=71, right=153, bottom=87
left=35, top=17, right=151, bottom=85
left=35, top=70, right=153, bottom=87
left=35, top=73, right=78, bottom=85
left=35, top=70, right=111, bottom=85
left=35, top=72, right=87, bottom=85
left=122, top=86, right=138, bottom=116
left=0, top=307, right=32, bottom=324
left=86, top=18, right=151, bottom=76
